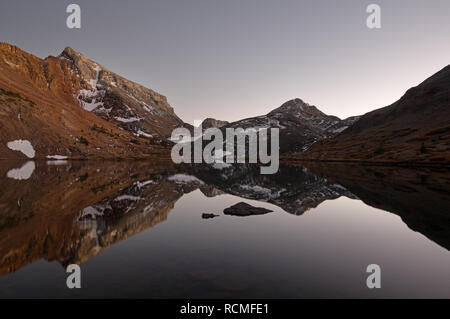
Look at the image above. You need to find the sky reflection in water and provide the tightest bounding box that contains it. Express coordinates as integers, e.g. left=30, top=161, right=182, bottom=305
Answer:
left=0, top=160, right=449, bottom=298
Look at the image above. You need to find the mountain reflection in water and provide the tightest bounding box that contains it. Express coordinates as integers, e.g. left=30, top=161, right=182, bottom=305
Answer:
left=0, top=160, right=449, bottom=298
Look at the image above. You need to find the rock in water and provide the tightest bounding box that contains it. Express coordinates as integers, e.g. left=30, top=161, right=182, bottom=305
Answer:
left=223, top=202, right=273, bottom=217
left=202, top=213, right=219, bottom=219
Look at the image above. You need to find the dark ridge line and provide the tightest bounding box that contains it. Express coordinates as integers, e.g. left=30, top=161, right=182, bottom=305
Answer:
left=281, top=157, right=450, bottom=169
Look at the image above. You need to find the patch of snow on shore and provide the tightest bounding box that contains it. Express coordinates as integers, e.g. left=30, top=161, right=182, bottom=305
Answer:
left=7, top=140, right=35, bottom=158
left=46, top=155, right=68, bottom=160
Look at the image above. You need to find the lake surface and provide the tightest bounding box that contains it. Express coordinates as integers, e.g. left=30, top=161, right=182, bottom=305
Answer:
left=0, top=160, right=449, bottom=298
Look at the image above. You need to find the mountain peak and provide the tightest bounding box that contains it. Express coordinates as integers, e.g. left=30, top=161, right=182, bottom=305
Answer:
left=269, top=98, right=322, bottom=116
left=60, top=46, right=84, bottom=58
left=61, top=46, right=82, bottom=55
left=0, top=42, right=16, bottom=50
left=200, top=118, right=229, bottom=130
left=285, top=98, right=309, bottom=106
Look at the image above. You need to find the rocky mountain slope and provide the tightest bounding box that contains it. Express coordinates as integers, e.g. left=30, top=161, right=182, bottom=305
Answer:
left=292, top=65, right=450, bottom=165
left=60, top=46, right=186, bottom=138
left=0, top=43, right=185, bottom=159
left=222, top=98, right=359, bottom=153
left=200, top=118, right=229, bottom=130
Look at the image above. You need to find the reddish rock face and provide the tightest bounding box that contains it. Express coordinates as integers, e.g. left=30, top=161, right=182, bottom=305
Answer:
left=0, top=43, right=187, bottom=159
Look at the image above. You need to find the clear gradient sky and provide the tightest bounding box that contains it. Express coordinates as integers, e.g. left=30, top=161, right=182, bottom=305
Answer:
left=1, top=0, right=450, bottom=123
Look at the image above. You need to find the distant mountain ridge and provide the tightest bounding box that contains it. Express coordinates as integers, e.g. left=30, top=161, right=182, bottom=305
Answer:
left=3, top=42, right=449, bottom=165
left=200, top=118, right=229, bottom=130
left=221, top=98, right=359, bottom=153
left=293, top=65, right=450, bottom=165
left=0, top=43, right=361, bottom=159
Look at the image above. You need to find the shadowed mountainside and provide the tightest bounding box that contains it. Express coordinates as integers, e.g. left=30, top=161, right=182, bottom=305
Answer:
left=291, top=65, right=450, bottom=165
left=220, top=98, right=359, bottom=153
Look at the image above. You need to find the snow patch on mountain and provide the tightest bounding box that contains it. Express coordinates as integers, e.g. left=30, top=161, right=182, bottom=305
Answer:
left=78, top=64, right=105, bottom=111
left=135, top=180, right=155, bottom=189
left=115, top=116, right=142, bottom=123
left=114, top=195, right=141, bottom=202
left=80, top=206, right=105, bottom=219
left=168, top=174, right=205, bottom=185
left=136, top=130, right=152, bottom=138
left=212, top=162, right=232, bottom=170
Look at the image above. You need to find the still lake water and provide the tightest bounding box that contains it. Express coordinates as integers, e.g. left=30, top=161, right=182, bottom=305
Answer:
left=0, top=160, right=449, bottom=298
